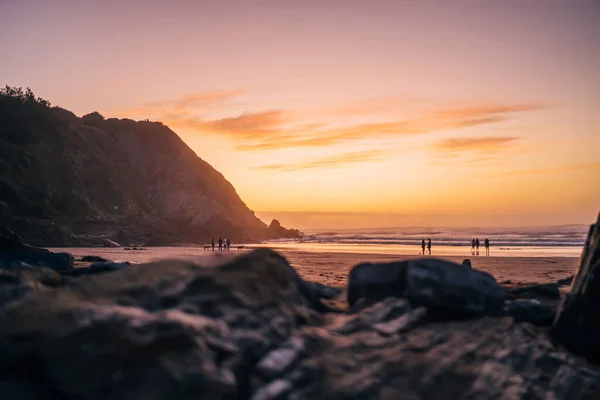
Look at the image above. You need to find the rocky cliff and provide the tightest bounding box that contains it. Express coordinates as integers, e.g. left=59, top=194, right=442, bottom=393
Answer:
left=0, top=89, right=300, bottom=246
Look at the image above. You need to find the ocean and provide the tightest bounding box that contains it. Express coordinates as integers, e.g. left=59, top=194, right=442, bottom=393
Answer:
left=258, top=225, right=589, bottom=257
left=51, top=225, right=589, bottom=262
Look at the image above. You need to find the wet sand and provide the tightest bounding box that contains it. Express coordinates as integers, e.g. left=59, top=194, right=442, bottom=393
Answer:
left=62, top=246, right=579, bottom=289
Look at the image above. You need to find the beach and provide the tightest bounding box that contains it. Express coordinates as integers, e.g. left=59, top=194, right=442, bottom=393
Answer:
left=60, top=245, right=580, bottom=293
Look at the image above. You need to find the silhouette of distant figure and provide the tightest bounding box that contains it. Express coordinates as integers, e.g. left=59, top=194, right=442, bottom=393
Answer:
left=471, top=239, right=476, bottom=255
left=211, top=237, right=215, bottom=251
left=227, top=238, right=231, bottom=251
left=476, top=238, right=480, bottom=256
left=218, top=237, right=223, bottom=251
left=484, top=238, right=490, bottom=256
left=427, top=238, right=431, bottom=255
left=421, top=239, right=426, bottom=255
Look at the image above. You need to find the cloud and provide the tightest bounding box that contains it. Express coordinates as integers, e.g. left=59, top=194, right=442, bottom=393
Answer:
left=435, top=136, right=519, bottom=152
left=255, top=149, right=387, bottom=172
left=114, top=94, right=547, bottom=152
left=145, top=90, right=245, bottom=110
left=113, top=90, right=245, bottom=118
left=482, top=162, right=600, bottom=177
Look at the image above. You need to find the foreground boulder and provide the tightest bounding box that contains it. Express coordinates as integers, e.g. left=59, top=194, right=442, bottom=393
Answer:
left=503, top=299, right=556, bottom=326
left=506, top=283, right=561, bottom=300
left=0, top=226, right=74, bottom=272
left=0, top=248, right=599, bottom=399
left=0, top=264, right=66, bottom=307
left=553, top=213, right=600, bottom=363
left=0, top=249, right=332, bottom=399
left=252, top=303, right=600, bottom=399
left=348, top=258, right=504, bottom=318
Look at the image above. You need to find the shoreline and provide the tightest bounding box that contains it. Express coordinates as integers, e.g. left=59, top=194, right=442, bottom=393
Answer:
left=56, top=246, right=580, bottom=290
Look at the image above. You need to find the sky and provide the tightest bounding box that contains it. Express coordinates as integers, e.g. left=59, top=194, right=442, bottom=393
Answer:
left=1, top=0, right=599, bottom=228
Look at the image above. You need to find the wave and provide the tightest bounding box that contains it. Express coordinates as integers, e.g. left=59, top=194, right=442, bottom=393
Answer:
left=269, top=226, right=589, bottom=247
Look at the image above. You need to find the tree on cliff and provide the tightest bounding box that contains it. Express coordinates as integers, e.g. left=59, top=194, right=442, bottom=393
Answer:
left=0, top=86, right=51, bottom=107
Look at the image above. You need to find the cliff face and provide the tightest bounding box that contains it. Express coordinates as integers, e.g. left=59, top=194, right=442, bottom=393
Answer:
left=0, top=93, right=299, bottom=246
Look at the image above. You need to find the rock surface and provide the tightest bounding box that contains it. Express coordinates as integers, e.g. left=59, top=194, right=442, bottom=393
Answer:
left=0, top=247, right=599, bottom=399
left=506, top=283, right=560, bottom=300
left=503, top=299, right=556, bottom=326
left=553, top=213, right=600, bottom=363
left=0, top=92, right=300, bottom=246
left=348, top=258, right=504, bottom=318
left=0, top=226, right=74, bottom=272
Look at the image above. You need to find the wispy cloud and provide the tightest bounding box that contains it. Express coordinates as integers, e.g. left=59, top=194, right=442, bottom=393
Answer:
left=114, top=90, right=246, bottom=118
left=255, top=149, right=387, bottom=172
left=482, top=162, right=600, bottom=177
left=435, top=136, right=519, bottom=152
left=114, top=93, right=547, bottom=152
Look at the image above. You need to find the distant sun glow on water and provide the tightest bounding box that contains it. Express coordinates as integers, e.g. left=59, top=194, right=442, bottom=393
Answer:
left=3, top=0, right=598, bottom=227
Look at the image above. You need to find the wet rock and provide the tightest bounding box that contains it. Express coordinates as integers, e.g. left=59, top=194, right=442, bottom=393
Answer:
left=553, top=214, right=600, bottom=363
left=348, top=258, right=504, bottom=318
left=251, top=379, right=293, bottom=400
left=62, top=262, right=132, bottom=277
left=506, top=283, right=560, bottom=300
left=79, top=255, right=109, bottom=263
left=0, top=226, right=74, bottom=272
left=347, top=262, right=407, bottom=307
left=461, top=259, right=472, bottom=268
left=257, top=338, right=305, bottom=379
left=503, top=299, right=556, bottom=326
left=303, top=281, right=342, bottom=300
left=403, top=259, right=504, bottom=318
left=0, top=249, right=330, bottom=399
left=0, top=264, right=66, bottom=307
left=256, top=317, right=600, bottom=399
left=557, top=275, right=574, bottom=287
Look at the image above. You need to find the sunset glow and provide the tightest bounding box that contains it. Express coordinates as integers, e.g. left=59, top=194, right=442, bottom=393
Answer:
left=2, top=0, right=598, bottom=227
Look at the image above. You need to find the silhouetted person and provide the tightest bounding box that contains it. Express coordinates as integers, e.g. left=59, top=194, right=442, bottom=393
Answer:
left=427, top=238, right=431, bottom=255
left=476, top=238, right=480, bottom=256
left=227, top=238, right=231, bottom=250
left=421, top=239, right=426, bottom=255
left=485, top=238, right=490, bottom=256
left=218, top=237, right=223, bottom=251
left=211, top=237, right=215, bottom=251
left=471, top=239, right=476, bottom=255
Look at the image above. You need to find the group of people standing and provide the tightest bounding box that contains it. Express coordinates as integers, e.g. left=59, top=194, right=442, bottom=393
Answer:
left=471, top=238, right=490, bottom=256
left=420, top=237, right=491, bottom=256
left=211, top=237, right=231, bottom=251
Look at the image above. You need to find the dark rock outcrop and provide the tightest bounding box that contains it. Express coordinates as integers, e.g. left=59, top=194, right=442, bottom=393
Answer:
left=1, top=248, right=599, bottom=399
left=348, top=258, right=504, bottom=318
left=503, top=299, right=556, bottom=326
left=0, top=264, right=66, bottom=307
left=0, top=226, right=73, bottom=272
left=553, top=213, right=600, bottom=363
left=506, top=283, right=561, bottom=300
left=557, top=275, right=574, bottom=287
left=79, top=255, right=109, bottom=263
left=62, top=261, right=132, bottom=277
left=266, top=219, right=303, bottom=239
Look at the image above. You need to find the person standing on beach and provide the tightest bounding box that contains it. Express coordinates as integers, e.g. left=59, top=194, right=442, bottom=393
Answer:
left=471, top=239, right=476, bottom=255
left=218, top=237, right=223, bottom=251
left=211, top=237, right=215, bottom=251
left=476, top=238, right=480, bottom=255
left=421, top=239, right=426, bottom=255
left=227, top=238, right=231, bottom=250
left=485, top=238, right=490, bottom=256
left=427, top=238, right=432, bottom=255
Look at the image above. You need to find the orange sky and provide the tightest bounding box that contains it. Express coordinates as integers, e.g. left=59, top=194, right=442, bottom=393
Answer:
left=1, top=0, right=599, bottom=227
